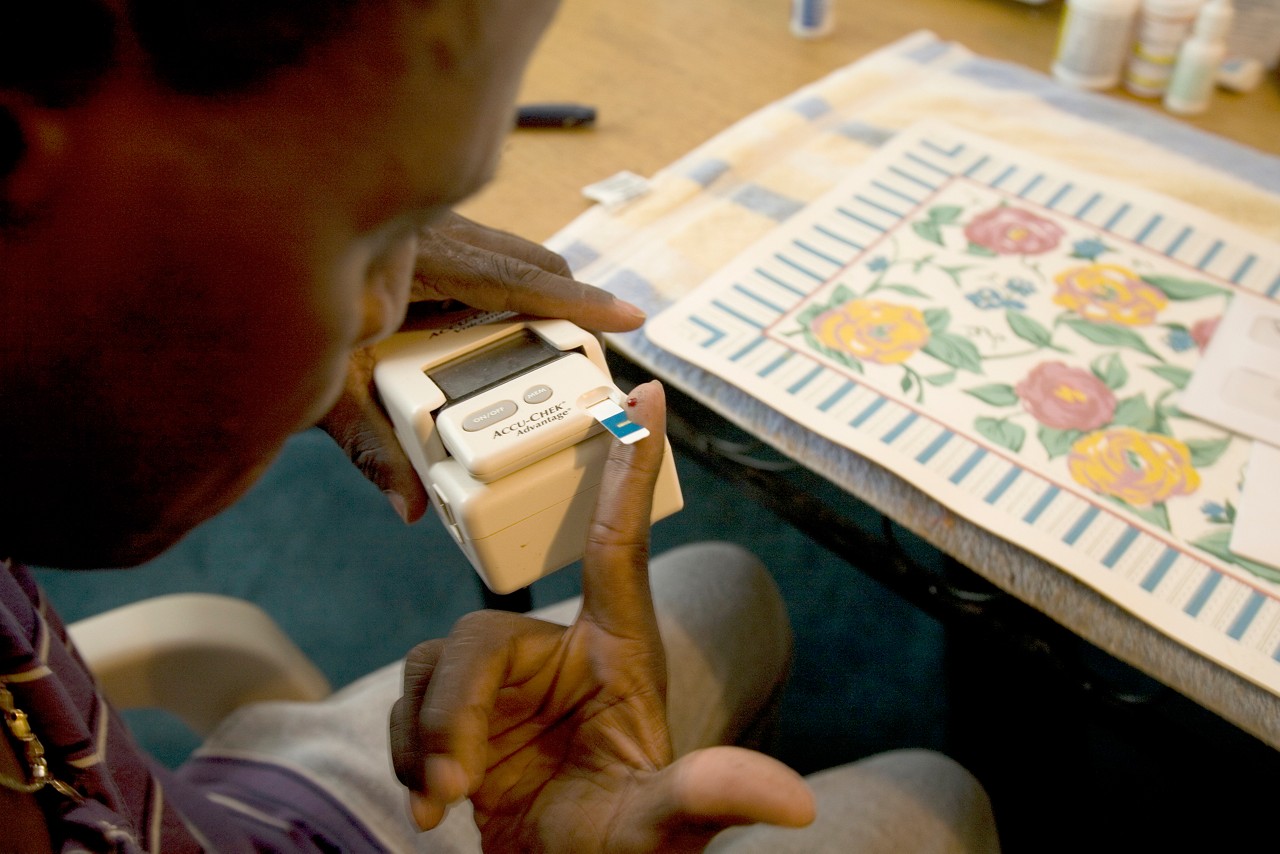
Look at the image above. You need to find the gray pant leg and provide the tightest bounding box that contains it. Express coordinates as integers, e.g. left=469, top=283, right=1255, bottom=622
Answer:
left=199, top=545, right=999, bottom=853
left=196, top=542, right=791, bottom=852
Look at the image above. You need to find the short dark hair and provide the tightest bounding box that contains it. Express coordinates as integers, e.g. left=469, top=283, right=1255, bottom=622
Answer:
left=1, top=0, right=363, bottom=184
left=0, top=1, right=116, bottom=108
left=127, top=0, right=362, bottom=96
left=2, top=0, right=363, bottom=104
left=0, top=1, right=114, bottom=195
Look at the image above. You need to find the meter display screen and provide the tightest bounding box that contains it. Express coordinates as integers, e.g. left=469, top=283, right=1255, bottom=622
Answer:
left=427, top=329, right=563, bottom=403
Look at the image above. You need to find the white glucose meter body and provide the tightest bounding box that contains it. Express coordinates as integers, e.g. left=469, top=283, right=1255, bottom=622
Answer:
left=373, top=314, right=683, bottom=594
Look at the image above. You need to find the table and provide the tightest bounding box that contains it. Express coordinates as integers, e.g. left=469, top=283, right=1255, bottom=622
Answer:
left=461, top=0, right=1278, bottom=245
left=455, top=0, right=1280, bottom=807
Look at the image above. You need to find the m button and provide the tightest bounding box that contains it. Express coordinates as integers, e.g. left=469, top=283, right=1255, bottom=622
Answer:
left=522, top=384, right=554, bottom=404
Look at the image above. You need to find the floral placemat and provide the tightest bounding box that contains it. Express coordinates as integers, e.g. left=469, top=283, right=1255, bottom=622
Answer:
left=646, top=120, right=1280, bottom=695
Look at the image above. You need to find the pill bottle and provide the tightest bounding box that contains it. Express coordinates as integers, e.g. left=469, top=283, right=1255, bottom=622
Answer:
left=791, top=0, right=834, bottom=39
left=1124, top=0, right=1205, bottom=96
left=1053, top=0, right=1143, bottom=89
left=1165, top=0, right=1235, bottom=113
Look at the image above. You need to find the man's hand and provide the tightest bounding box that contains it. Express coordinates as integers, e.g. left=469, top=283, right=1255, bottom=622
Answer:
left=410, top=213, right=645, bottom=332
left=388, top=382, right=815, bottom=853
left=318, top=213, right=645, bottom=523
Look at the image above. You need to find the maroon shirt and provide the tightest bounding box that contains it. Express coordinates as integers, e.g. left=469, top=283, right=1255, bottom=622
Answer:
left=1, top=558, right=388, bottom=852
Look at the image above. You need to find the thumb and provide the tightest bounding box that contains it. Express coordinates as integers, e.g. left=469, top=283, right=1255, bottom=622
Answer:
left=318, top=351, right=429, bottom=524
left=619, top=746, right=816, bottom=852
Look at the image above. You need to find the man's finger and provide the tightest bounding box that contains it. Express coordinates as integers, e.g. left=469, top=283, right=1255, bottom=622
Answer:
left=413, top=228, right=645, bottom=333
left=390, top=639, right=446, bottom=790
left=405, top=611, right=563, bottom=802
left=616, top=746, right=816, bottom=852
left=317, top=351, right=429, bottom=523
left=578, top=380, right=667, bottom=641
left=666, top=747, right=815, bottom=827
left=429, top=212, right=574, bottom=278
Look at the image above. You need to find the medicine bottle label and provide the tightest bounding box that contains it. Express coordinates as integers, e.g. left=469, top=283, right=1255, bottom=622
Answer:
left=1054, top=5, right=1138, bottom=89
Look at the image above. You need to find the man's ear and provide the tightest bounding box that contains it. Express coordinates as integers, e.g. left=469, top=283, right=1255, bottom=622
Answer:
left=0, top=98, right=70, bottom=216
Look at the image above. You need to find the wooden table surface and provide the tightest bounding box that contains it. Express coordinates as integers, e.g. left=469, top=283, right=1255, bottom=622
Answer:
left=459, top=0, right=1279, bottom=241
left=451, top=0, right=1280, bottom=754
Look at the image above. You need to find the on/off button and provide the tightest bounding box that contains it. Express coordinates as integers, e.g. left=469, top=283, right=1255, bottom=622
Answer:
left=461, top=399, right=517, bottom=432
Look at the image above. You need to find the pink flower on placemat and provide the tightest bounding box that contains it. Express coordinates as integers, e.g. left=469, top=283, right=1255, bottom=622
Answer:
left=1067, top=427, right=1200, bottom=507
left=1052, top=264, right=1168, bottom=326
left=1015, top=361, right=1117, bottom=431
left=1191, top=316, right=1220, bottom=350
left=812, top=299, right=930, bottom=364
left=964, top=207, right=1065, bottom=255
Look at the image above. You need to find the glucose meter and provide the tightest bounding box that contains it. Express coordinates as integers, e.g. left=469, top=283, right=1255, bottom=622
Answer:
left=372, top=312, right=683, bottom=594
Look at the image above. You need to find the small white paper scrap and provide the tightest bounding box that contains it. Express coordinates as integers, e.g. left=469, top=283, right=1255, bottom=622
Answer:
left=1230, top=441, right=1280, bottom=571
left=1181, top=290, right=1280, bottom=448
left=581, top=170, right=651, bottom=208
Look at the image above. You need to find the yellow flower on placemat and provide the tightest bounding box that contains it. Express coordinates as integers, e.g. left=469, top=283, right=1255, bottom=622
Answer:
left=812, top=299, right=930, bottom=364
left=1067, top=427, right=1200, bottom=507
left=1052, top=264, right=1168, bottom=326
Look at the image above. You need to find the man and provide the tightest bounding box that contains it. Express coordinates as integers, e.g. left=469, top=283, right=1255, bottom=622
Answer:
left=2, top=1, right=999, bottom=851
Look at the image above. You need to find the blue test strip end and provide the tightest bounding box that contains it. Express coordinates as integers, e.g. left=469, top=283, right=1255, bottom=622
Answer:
left=601, top=410, right=645, bottom=440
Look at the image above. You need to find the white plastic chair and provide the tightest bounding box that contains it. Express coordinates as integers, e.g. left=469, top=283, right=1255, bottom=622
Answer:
left=68, top=594, right=332, bottom=737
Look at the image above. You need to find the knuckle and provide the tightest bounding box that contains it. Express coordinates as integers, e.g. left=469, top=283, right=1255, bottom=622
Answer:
left=389, top=703, right=424, bottom=786
left=403, top=641, right=442, bottom=680
left=494, top=254, right=547, bottom=291
left=531, top=246, right=573, bottom=278
left=452, top=609, right=494, bottom=634
left=349, top=435, right=389, bottom=478
left=586, top=519, right=649, bottom=557
left=352, top=445, right=382, bottom=475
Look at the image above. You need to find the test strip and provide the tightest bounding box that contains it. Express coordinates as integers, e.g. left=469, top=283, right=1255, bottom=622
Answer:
left=587, top=399, right=650, bottom=444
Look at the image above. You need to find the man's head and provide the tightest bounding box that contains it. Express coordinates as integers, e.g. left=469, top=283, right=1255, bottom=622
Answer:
left=1, top=0, right=560, bottom=567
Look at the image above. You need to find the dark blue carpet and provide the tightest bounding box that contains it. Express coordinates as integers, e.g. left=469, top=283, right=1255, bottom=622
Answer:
left=33, top=427, right=947, bottom=774
left=34, top=427, right=1280, bottom=851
